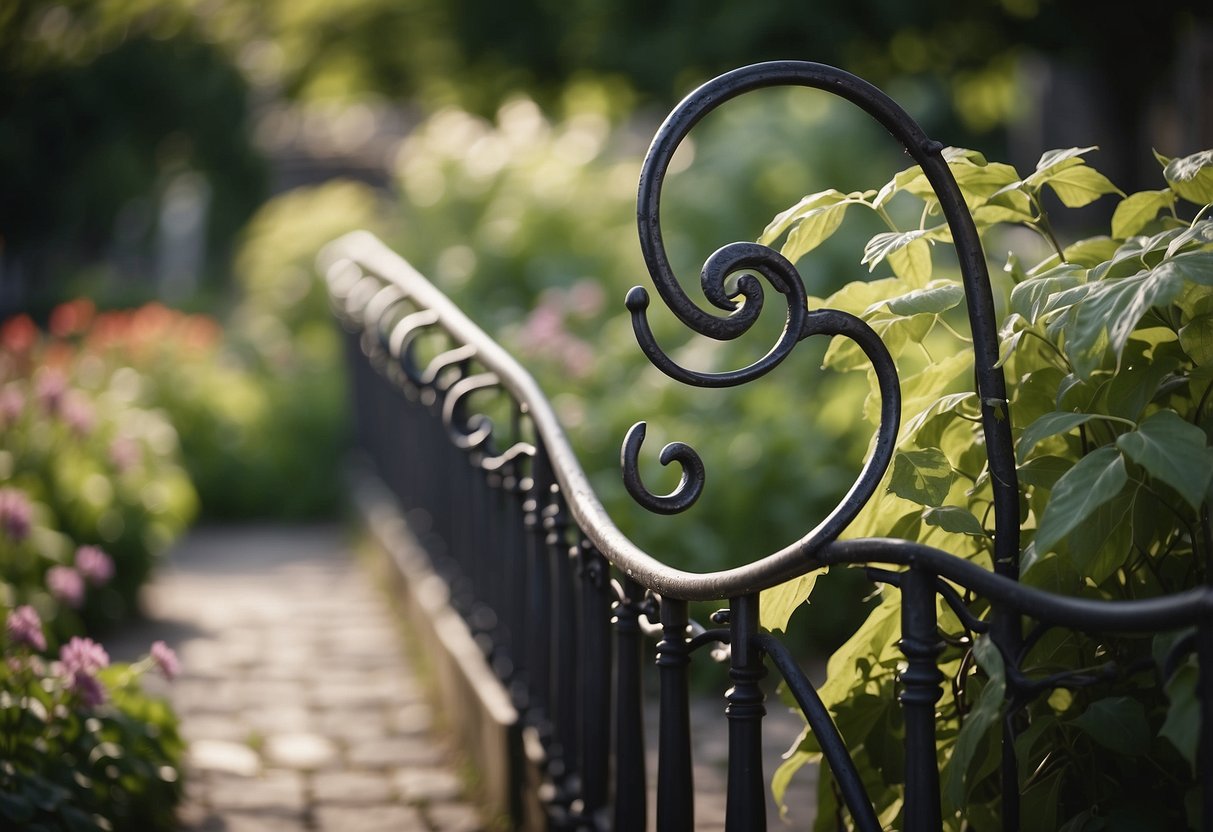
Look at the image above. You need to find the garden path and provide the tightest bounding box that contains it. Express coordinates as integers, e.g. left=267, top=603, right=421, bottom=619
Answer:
left=108, top=523, right=486, bottom=832
left=108, top=522, right=819, bottom=831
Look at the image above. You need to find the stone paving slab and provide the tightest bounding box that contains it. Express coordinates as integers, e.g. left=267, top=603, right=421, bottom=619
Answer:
left=108, top=524, right=492, bottom=832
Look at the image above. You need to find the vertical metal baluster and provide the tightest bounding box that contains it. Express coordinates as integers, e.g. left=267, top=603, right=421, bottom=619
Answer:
left=504, top=456, right=530, bottom=701
left=656, top=596, right=693, bottom=832
left=525, top=447, right=553, bottom=721
left=899, top=567, right=945, bottom=832
left=725, top=595, right=766, bottom=832
left=613, top=577, right=647, bottom=832
left=1198, top=616, right=1213, bottom=832
left=577, top=539, right=612, bottom=829
left=544, top=483, right=576, bottom=821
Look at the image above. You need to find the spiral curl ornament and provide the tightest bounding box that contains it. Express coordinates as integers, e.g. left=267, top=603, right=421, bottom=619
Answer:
left=621, top=422, right=705, bottom=515
left=624, top=60, right=945, bottom=528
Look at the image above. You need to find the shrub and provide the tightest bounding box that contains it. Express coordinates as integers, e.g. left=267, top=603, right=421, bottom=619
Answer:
left=1, top=607, right=184, bottom=832
left=760, top=147, right=1213, bottom=829
left=0, top=307, right=198, bottom=631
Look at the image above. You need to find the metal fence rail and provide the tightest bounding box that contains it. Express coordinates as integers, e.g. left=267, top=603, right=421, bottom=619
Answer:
left=321, top=60, right=1212, bottom=832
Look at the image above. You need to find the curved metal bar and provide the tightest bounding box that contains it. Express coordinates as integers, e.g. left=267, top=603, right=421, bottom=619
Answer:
left=441, top=372, right=499, bottom=450
left=755, top=633, right=881, bottom=832
left=420, top=343, right=478, bottom=389
left=481, top=441, right=537, bottom=473
left=818, top=539, right=1213, bottom=632
left=620, top=421, right=705, bottom=515
left=388, top=309, right=437, bottom=361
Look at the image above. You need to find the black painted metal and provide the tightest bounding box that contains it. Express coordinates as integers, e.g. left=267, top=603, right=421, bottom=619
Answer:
left=322, top=59, right=1213, bottom=832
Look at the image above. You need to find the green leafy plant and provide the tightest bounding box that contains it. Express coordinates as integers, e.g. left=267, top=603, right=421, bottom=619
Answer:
left=1, top=609, right=184, bottom=831
left=0, top=307, right=198, bottom=631
left=760, top=147, right=1213, bottom=829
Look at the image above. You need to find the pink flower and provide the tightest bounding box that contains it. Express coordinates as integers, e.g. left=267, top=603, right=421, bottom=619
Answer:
left=75, top=545, right=114, bottom=586
left=35, top=369, right=67, bottom=416
left=0, top=386, right=24, bottom=426
left=6, top=605, right=46, bottom=652
left=59, top=636, right=109, bottom=676
left=0, top=488, right=32, bottom=542
left=59, top=636, right=110, bottom=708
left=61, top=391, right=95, bottom=437
left=47, top=566, right=85, bottom=608
left=69, top=671, right=107, bottom=708
left=149, top=640, right=180, bottom=681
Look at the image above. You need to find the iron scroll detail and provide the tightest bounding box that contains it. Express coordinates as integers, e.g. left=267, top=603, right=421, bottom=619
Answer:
left=623, top=60, right=1019, bottom=582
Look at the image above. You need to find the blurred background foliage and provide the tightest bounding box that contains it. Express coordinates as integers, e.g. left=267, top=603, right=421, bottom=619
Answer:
left=2, top=0, right=1211, bottom=652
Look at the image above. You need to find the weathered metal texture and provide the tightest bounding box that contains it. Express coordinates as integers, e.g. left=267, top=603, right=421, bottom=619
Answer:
left=321, top=59, right=1213, bottom=832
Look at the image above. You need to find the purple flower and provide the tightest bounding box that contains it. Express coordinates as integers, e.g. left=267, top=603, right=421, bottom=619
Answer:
left=69, top=671, right=107, bottom=708
left=46, top=566, right=85, bottom=608
left=59, top=636, right=110, bottom=707
left=149, top=640, right=180, bottom=681
left=0, top=487, right=32, bottom=542
left=75, top=545, right=114, bottom=586
left=6, top=605, right=46, bottom=652
left=59, top=636, right=109, bottom=676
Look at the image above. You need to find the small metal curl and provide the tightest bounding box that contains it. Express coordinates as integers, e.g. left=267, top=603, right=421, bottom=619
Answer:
left=442, top=372, right=500, bottom=450
left=625, top=241, right=807, bottom=388
left=620, top=422, right=705, bottom=515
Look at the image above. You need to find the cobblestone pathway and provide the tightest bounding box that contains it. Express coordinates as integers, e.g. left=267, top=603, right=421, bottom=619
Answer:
left=111, top=522, right=819, bottom=831
left=109, top=524, right=487, bottom=832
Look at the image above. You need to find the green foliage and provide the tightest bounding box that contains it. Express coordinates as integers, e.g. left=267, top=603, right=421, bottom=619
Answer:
left=762, top=146, right=1213, bottom=829
left=0, top=309, right=198, bottom=631
left=0, top=630, right=184, bottom=832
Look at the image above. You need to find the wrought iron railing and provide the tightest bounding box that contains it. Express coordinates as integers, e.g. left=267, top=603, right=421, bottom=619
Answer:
left=321, top=61, right=1212, bottom=831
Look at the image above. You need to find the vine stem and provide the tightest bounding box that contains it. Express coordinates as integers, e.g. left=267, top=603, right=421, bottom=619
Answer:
left=1026, top=192, right=1068, bottom=262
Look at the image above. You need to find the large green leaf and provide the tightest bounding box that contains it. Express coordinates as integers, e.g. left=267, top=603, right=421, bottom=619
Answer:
left=922, top=505, right=986, bottom=537
left=760, top=569, right=824, bottom=633
left=1065, top=485, right=1136, bottom=584
left=1017, top=411, right=1099, bottom=462
left=1044, top=165, right=1123, bottom=208
left=1116, top=409, right=1213, bottom=509
left=1070, top=696, right=1149, bottom=756
left=760, top=189, right=848, bottom=244
left=900, top=392, right=977, bottom=445
left=888, top=448, right=956, bottom=506
left=1160, top=661, right=1199, bottom=767
left=862, top=229, right=931, bottom=273
left=945, top=636, right=1005, bottom=806
left=1163, top=150, right=1213, bottom=205
left=779, top=199, right=853, bottom=263
left=1008, top=265, right=1087, bottom=323
left=887, top=236, right=933, bottom=282
left=1152, top=250, right=1213, bottom=287
left=1111, top=189, right=1175, bottom=239
left=1062, top=236, right=1120, bottom=267
left=1034, top=446, right=1127, bottom=555
left=1017, top=455, right=1073, bottom=489
left=1064, top=264, right=1187, bottom=378
left=1180, top=313, right=1213, bottom=365
left=1031, top=146, right=1099, bottom=178
left=1165, top=219, right=1213, bottom=258
left=1104, top=338, right=1184, bottom=419
left=881, top=281, right=964, bottom=316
